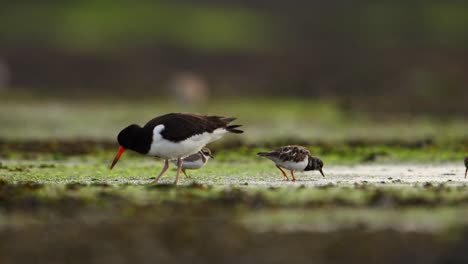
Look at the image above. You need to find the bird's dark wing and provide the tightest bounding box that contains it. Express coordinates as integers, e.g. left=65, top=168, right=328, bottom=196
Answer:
left=259, top=145, right=310, bottom=162
left=276, top=145, right=310, bottom=162
left=183, top=152, right=202, bottom=162
left=144, top=113, right=241, bottom=142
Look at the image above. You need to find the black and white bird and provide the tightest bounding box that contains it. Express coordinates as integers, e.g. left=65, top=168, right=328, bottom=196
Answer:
left=258, top=145, right=324, bottom=181
left=171, top=147, right=213, bottom=178
left=465, top=156, right=468, bottom=179
left=110, top=113, right=242, bottom=184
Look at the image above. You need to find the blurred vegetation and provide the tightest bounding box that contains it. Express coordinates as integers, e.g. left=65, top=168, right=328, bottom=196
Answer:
left=1, top=1, right=467, bottom=115
left=2, top=3, right=468, bottom=261
left=0, top=1, right=271, bottom=52
left=1, top=96, right=467, bottom=142
left=2, top=2, right=468, bottom=50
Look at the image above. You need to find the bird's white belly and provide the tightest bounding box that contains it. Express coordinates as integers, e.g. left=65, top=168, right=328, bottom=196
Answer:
left=276, top=159, right=308, bottom=171
left=148, top=126, right=227, bottom=159
left=149, top=139, right=204, bottom=159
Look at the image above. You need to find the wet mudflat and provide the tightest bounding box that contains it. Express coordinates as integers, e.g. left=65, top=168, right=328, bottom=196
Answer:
left=1, top=99, right=468, bottom=263
left=1, top=150, right=468, bottom=263
left=1, top=182, right=468, bottom=264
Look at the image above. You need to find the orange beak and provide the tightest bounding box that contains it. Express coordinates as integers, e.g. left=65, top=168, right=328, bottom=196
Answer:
left=110, top=146, right=125, bottom=170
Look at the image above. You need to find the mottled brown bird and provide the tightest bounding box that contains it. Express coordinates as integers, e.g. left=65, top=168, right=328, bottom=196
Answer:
left=258, top=145, right=324, bottom=181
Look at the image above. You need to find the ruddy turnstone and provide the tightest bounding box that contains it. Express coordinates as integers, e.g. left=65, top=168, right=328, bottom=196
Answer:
left=258, top=145, right=324, bottom=181
left=171, top=148, right=213, bottom=178
left=465, top=156, right=468, bottom=179
left=110, top=113, right=242, bottom=184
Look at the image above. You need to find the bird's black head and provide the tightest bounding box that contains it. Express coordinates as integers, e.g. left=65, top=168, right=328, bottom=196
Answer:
left=305, top=156, right=325, bottom=177
left=200, top=148, right=214, bottom=159
left=110, top=124, right=151, bottom=170
left=117, top=124, right=151, bottom=154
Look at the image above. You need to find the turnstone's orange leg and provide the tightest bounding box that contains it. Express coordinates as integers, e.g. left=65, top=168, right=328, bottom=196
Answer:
left=276, top=165, right=289, bottom=180
left=174, top=157, right=183, bottom=185
left=290, top=171, right=296, bottom=182
left=153, top=159, right=170, bottom=184
left=182, top=169, right=190, bottom=179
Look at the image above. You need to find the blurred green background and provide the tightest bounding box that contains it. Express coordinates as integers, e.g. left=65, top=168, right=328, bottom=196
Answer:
left=2, top=4, right=468, bottom=263
left=1, top=1, right=467, bottom=115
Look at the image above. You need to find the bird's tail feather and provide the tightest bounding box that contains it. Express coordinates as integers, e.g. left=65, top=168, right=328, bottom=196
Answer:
left=222, top=117, right=237, bottom=123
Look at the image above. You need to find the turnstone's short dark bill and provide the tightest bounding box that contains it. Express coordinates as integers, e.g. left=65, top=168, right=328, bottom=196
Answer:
left=258, top=145, right=324, bottom=181
left=465, top=156, right=468, bottom=179
left=171, top=148, right=213, bottom=178
left=110, top=113, right=242, bottom=184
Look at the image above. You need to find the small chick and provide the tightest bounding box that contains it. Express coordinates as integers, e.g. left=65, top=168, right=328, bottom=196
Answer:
left=172, top=148, right=213, bottom=178
left=258, top=145, right=324, bottom=181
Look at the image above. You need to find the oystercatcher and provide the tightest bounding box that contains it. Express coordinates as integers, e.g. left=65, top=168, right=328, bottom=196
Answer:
left=110, top=113, right=242, bottom=184
left=258, top=145, right=324, bottom=181
left=171, top=148, right=213, bottom=178
left=465, top=156, right=468, bottom=179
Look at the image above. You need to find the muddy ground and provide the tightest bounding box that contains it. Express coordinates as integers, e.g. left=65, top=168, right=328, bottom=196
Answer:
left=1, top=180, right=468, bottom=264
left=1, top=141, right=468, bottom=263
left=1, top=96, right=468, bottom=263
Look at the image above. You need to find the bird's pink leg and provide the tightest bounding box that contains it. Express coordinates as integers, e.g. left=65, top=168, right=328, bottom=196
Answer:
left=276, top=165, right=289, bottom=181
left=174, top=158, right=183, bottom=185
left=152, top=160, right=169, bottom=184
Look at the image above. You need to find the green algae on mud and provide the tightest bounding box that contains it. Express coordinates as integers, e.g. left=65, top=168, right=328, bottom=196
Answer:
left=3, top=175, right=468, bottom=263
left=3, top=177, right=468, bottom=261
left=1, top=149, right=467, bottom=187
left=3, top=178, right=468, bottom=212
left=1, top=123, right=468, bottom=263
left=1, top=139, right=467, bottom=166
